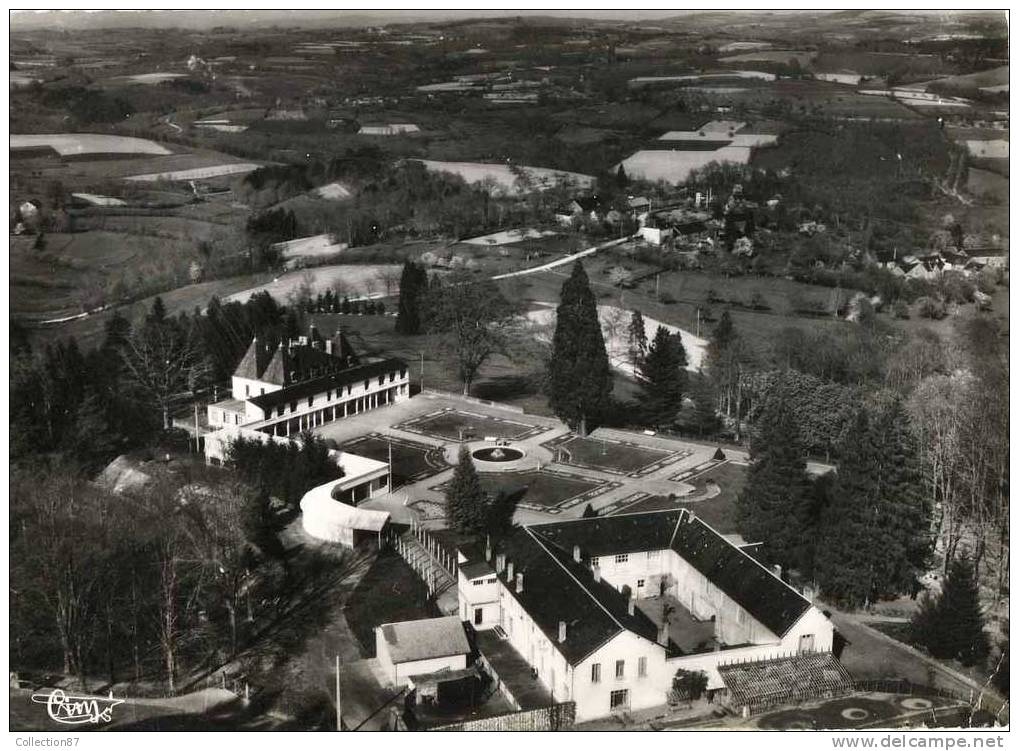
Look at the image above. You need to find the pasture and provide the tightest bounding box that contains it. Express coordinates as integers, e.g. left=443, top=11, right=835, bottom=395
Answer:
left=125, top=162, right=262, bottom=182
left=223, top=264, right=402, bottom=304
left=10, top=133, right=172, bottom=157
left=718, top=50, right=817, bottom=66
left=416, top=160, right=595, bottom=194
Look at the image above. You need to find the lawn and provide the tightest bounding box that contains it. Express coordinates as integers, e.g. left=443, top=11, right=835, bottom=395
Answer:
left=343, top=548, right=440, bottom=657
left=610, top=461, right=747, bottom=534
left=434, top=469, right=613, bottom=512
left=395, top=409, right=549, bottom=443
left=339, top=434, right=449, bottom=487
left=543, top=434, right=687, bottom=476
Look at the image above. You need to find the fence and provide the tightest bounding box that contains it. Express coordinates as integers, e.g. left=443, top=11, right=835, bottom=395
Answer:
left=428, top=701, right=576, bottom=731
left=854, top=679, right=1009, bottom=722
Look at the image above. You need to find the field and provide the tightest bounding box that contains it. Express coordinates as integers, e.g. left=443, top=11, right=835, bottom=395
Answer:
left=274, top=234, right=349, bottom=265
left=461, top=228, right=556, bottom=246
left=718, top=50, right=817, bottom=65
left=314, top=182, right=352, bottom=200
left=619, top=145, right=753, bottom=183
left=224, top=264, right=402, bottom=304
left=963, top=140, right=1008, bottom=159
left=394, top=409, right=550, bottom=443
left=11, top=226, right=236, bottom=322
left=629, top=71, right=777, bottom=87
left=125, top=162, right=262, bottom=182
left=114, top=72, right=188, bottom=85
left=416, top=160, right=594, bottom=194
left=10, top=133, right=172, bottom=156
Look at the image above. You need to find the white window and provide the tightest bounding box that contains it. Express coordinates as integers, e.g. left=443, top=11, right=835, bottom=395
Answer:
left=610, top=689, right=629, bottom=711
left=615, top=554, right=628, bottom=564
left=638, top=656, right=647, bottom=678
left=591, top=663, right=601, bottom=683
left=637, top=579, right=646, bottom=589
left=615, top=659, right=625, bottom=679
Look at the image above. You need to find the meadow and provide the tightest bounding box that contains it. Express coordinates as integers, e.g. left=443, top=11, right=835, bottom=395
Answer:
left=10, top=133, right=172, bottom=156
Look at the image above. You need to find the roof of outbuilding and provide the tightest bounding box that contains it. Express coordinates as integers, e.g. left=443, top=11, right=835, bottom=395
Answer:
left=460, top=560, right=495, bottom=580
left=377, top=616, right=471, bottom=664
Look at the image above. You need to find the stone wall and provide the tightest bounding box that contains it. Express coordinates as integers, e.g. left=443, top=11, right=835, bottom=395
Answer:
left=429, top=702, right=575, bottom=731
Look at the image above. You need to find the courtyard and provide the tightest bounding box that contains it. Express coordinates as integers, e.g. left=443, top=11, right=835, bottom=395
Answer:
left=755, top=693, right=973, bottom=730
left=433, top=468, right=617, bottom=513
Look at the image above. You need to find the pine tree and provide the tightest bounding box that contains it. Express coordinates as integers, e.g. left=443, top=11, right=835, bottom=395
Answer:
left=638, top=326, right=688, bottom=427
left=689, top=370, right=720, bottom=437
left=615, top=164, right=629, bottom=188
left=736, top=395, right=810, bottom=571
left=395, top=260, right=426, bottom=335
left=582, top=503, right=598, bottom=518
left=871, top=398, right=931, bottom=597
left=911, top=554, right=989, bottom=666
left=547, top=261, right=613, bottom=436
left=814, top=410, right=887, bottom=607
left=627, top=310, right=647, bottom=375
left=445, top=446, right=489, bottom=534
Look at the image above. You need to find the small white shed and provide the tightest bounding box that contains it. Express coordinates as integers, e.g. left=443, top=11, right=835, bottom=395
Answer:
left=375, top=616, right=471, bottom=687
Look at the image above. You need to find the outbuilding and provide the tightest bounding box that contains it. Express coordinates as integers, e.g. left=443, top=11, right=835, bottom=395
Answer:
left=375, top=616, right=472, bottom=687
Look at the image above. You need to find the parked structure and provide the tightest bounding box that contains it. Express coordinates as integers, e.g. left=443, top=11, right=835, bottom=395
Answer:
left=457, top=509, right=839, bottom=722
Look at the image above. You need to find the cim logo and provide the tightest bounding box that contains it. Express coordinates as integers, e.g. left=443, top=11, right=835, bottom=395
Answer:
left=31, top=689, right=125, bottom=726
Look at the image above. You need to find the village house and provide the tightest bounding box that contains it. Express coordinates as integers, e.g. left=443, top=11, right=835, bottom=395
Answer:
left=456, top=509, right=843, bottom=721
left=555, top=195, right=602, bottom=226
left=375, top=615, right=473, bottom=688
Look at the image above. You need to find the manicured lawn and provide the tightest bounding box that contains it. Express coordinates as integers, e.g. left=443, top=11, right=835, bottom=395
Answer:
left=611, top=461, right=747, bottom=534
left=397, top=409, right=548, bottom=443
left=435, top=469, right=612, bottom=511
left=544, top=434, right=684, bottom=475
left=340, top=434, right=448, bottom=487
left=343, top=549, right=440, bottom=657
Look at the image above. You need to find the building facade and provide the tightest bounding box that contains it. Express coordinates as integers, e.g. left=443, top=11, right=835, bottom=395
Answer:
left=457, top=510, right=837, bottom=722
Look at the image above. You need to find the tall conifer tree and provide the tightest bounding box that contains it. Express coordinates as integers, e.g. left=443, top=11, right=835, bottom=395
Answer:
left=638, top=326, right=688, bottom=427
left=736, top=395, right=810, bottom=571
left=911, top=554, right=989, bottom=666
left=547, top=261, right=612, bottom=436
left=445, top=446, right=488, bottom=533
left=395, top=260, right=426, bottom=335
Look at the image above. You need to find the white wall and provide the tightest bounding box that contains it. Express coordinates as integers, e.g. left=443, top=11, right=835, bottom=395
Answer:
left=231, top=375, right=280, bottom=401
left=458, top=570, right=501, bottom=629
left=374, top=632, right=469, bottom=687
left=571, top=631, right=670, bottom=722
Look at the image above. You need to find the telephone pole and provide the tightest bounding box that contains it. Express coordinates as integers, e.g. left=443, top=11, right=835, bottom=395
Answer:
left=335, top=655, right=343, bottom=731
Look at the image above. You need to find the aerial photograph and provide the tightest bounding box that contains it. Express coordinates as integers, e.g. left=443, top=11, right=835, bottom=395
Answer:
left=7, top=7, right=1010, bottom=737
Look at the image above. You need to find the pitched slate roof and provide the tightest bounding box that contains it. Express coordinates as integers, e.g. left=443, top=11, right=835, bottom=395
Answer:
left=669, top=514, right=810, bottom=638
left=492, top=526, right=662, bottom=666
left=233, top=337, right=274, bottom=380
left=248, top=357, right=408, bottom=412
left=378, top=616, right=471, bottom=664
left=233, top=330, right=360, bottom=385
left=518, top=509, right=812, bottom=648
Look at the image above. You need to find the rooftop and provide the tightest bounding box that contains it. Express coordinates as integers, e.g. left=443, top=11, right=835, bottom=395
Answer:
left=377, top=616, right=471, bottom=664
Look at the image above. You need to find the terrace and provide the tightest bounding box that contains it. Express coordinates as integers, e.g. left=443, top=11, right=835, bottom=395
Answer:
left=395, top=408, right=550, bottom=443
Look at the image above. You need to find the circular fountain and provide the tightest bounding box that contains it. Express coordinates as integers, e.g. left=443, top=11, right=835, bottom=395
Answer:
left=472, top=445, right=525, bottom=463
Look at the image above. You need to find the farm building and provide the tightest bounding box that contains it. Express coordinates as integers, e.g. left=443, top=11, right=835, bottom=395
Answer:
left=457, top=509, right=842, bottom=721
left=375, top=616, right=473, bottom=687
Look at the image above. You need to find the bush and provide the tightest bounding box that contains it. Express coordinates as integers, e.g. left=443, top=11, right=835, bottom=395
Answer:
left=893, top=299, right=911, bottom=320
left=670, top=668, right=709, bottom=703
left=917, top=296, right=947, bottom=320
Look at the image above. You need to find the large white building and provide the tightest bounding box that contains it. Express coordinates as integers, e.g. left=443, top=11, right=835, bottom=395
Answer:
left=202, top=326, right=410, bottom=547
left=457, top=509, right=843, bottom=722
left=207, top=326, right=410, bottom=437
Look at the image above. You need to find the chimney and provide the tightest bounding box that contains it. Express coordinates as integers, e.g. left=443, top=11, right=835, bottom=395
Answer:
left=325, top=340, right=333, bottom=355
left=558, top=620, right=567, bottom=643
left=515, top=572, right=523, bottom=593
left=495, top=553, right=506, bottom=574
left=485, top=537, right=492, bottom=562
left=573, top=544, right=581, bottom=563
left=627, top=597, right=635, bottom=616
left=657, top=623, right=669, bottom=646
left=592, top=565, right=601, bottom=583
left=772, top=564, right=783, bottom=579
left=507, top=560, right=514, bottom=581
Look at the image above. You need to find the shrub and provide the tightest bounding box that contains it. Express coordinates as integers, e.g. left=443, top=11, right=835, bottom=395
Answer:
left=917, top=296, right=947, bottom=320
left=893, top=300, right=911, bottom=320
left=670, top=669, right=709, bottom=703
